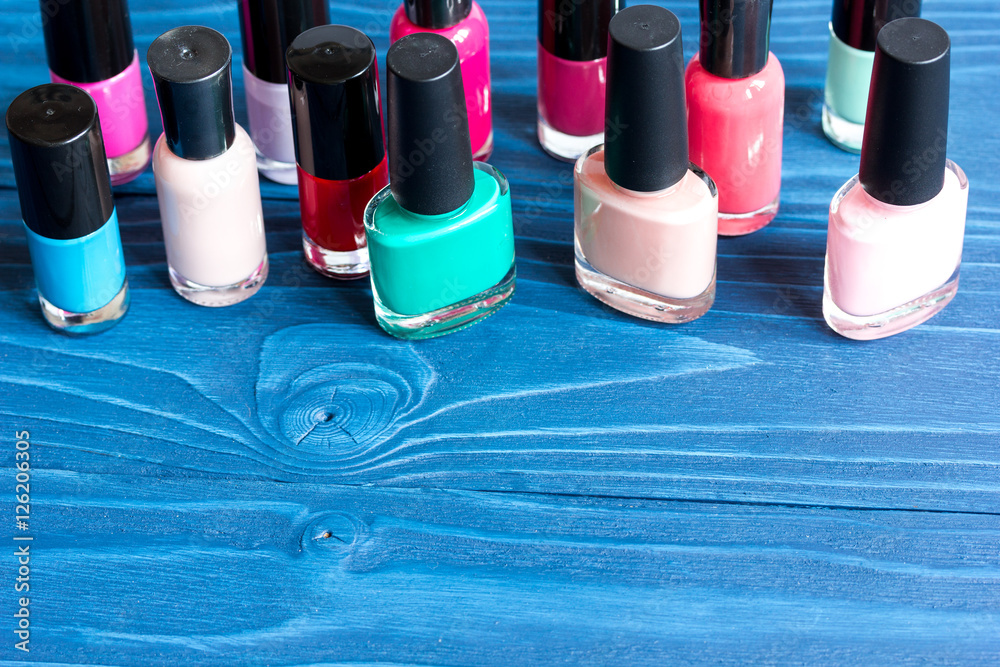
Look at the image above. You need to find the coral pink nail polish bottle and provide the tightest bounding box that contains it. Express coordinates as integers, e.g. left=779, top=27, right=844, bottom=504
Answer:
left=537, top=0, right=622, bottom=161
left=574, top=5, right=719, bottom=324
left=287, top=25, right=388, bottom=279
left=390, top=0, right=493, bottom=161
left=42, top=0, right=151, bottom=186
left=823, top=18, right=967, bottom=340
left=686, top=0, right=783, bottom=236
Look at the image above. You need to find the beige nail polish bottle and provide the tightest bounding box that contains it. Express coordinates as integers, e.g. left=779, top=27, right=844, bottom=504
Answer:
left=148, top=25, right=268, bottom=307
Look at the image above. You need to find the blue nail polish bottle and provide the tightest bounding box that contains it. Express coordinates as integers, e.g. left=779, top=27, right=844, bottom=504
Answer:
left=6, top=84, right=130, bottom=334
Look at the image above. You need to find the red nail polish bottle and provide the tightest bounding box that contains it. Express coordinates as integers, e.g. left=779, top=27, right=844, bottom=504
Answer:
left=287, top=25, right=388, bottom=279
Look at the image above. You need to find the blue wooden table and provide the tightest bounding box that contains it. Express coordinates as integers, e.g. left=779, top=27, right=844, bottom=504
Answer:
left=1, top=0, right=999, bottom=663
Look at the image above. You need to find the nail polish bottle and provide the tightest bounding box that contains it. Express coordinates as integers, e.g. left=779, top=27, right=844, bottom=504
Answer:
left=6, top=84, right=129, bottom=334
left=824, top=18, right=967, bottom=340
left=822, top=0, right=921, bottom=153
left=364, top=33, right=516, bottom=339
left=537, top=0, right=622, bottom=162
left=237, top=0, right=329, bottom=185
left=147, top=26, right=268, bottom=307
left=42, top=0, right=151, bottom=186
left=390, top=0, right=493, bottom=161
left=287, top=25, right=388, bottom=279
left=686, top=0, right=783, bottom=236
left=574, top=5, right=718, bottom=323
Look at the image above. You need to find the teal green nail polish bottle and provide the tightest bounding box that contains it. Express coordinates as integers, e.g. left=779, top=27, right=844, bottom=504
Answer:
left=363, top=32, right=515, bottom=340
left=822, top=0, right=921, bottom=153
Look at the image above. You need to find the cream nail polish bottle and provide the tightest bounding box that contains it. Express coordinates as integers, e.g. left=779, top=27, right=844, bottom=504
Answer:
left=148, top=26, right=268, bottom=307
left=823, top=18, right=968, bottom=340
left=574, top=5, right=719, bottom=323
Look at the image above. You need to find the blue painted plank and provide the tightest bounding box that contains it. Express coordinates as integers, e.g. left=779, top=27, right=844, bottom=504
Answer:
left=4, top=473, right=1000, bottom=664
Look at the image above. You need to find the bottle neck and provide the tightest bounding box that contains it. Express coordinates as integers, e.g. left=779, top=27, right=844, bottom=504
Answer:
left=611, top=175, right=685, bottom=198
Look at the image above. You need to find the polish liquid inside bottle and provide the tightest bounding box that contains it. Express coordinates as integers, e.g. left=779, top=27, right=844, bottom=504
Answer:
left=237, top=0, right=329, bottom=185
left=42, top=0, right=151, bottom=186
left=6, top=84, right=130, bottom=334
left=390, top=0, right=493, bottom=161
left=686, top=0, right=784, bottom=235
left=364, top=33, right=515, bottom=340
left=823, top=18, right=968, bottom=339
left=148, top=26, right=268, bottom=307
left=574, top=5, right=719, bottom=323
left=537, top=0, right=622, bottom=162
left=287, top=25, right=388, bottom=279
left=822, top=0, right=922, bottom=153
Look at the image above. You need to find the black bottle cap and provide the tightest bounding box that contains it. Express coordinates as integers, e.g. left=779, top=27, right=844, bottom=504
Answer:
left=41, top=0, right=135, bottom=83
left=6, top=84, right=114, bottom=241
left=147, top=26, right=236, bottom=161
left=699, top=0, right=773, bottom=78
left=539, top=0, right=623, bottom=62
left=238, top=0, right=329, bottom=84
left=859, top=18, right=949, bottom=206
left=830, top=0, right=922, bottom=51
left=404, top=0, right=473, bottom=29
left=386, top=33, right=475, bottom=216
left=287, top=26, right=385, bottom=181
left=604, top=5, right=688, bottom=192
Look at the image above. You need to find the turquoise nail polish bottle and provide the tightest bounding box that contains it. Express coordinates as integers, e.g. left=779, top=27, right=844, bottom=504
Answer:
left=364, top=32, right=515, bottom=340
left=6, top=84, right=129, bottom=334
left=822, top=0, right=921, bottom=153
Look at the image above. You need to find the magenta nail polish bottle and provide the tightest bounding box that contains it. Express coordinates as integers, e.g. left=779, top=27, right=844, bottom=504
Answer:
left=823, top=18, right=968, bottom=340
left=537, top=0, right=622, bottom=161
left=41, top=0, right=151, bottom=186
left=390, top=0, right=493, bottom=161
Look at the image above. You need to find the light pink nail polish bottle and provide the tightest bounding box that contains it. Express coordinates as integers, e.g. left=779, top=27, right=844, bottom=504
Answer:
left=574, top=5, right=719, bottom=324
left=147, top=26, right=268, bottom=307
left=823, top=18, right=968, bottom=340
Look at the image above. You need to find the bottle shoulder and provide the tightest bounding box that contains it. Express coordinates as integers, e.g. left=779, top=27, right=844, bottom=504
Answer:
left=153, top=125, right=257, bottom=181
left=576, top=149, right=717, bottom=221
left=390, top=2, right=488, bottom=54
left=685, top=53, right=784, bottom=103
left=369, top=165, right=508, bottom=240
left=831, top=163, right=969, bottom=239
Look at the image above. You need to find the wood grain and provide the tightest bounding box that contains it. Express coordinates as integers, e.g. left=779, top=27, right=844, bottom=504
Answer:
left=0, top=0, right=998, bottom=663
left=16, top=473, right=1000, bottom=664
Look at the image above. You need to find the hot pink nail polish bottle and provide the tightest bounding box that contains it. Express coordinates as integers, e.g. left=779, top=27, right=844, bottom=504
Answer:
left=42, top=0, right=151, bottom=186
left=537, top=0, right=622, bottom=162
left=574, top=5, right=719, bottom=324
left=390, top=0, right=493, bottom=161
left=823, top=18, right=968, bottom=340
left=686, top=0, right=783, bottom=236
